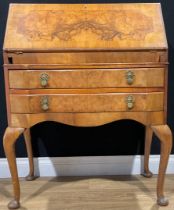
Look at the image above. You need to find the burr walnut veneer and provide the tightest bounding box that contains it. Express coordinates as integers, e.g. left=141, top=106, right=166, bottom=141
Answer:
left=3, top=3, right=172, bottom=209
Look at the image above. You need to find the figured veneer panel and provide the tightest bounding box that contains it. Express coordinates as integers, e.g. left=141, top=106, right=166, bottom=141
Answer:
left=4, top=4, right=167, bottom=50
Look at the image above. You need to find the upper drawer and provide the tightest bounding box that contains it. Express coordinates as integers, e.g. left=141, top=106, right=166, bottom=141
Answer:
left=10, top=92, right=164, bottom=113
left=6, top=51, right=167, bottom=64
left=9, top=68, right=164, bottom=89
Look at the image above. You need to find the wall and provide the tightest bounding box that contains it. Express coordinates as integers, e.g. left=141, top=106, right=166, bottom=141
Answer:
left=0, top=0, right=174, bottom=158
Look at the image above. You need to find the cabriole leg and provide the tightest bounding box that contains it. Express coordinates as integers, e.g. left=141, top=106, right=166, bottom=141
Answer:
left=3, top=127, right=25, bottom=209
left=142, top=126, right=153, bottom=178
left=24, top=128, right=35, bottom=181
left=151, top=125, right=173, bottom=206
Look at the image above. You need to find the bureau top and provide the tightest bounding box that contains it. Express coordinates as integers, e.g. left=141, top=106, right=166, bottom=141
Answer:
left=3, top=3, right=167, bottom=52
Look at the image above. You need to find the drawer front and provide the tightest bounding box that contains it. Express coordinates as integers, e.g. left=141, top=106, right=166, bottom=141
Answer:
left=10, top=92, right=164, bottom=113
left=9, top=68, right=164, bottom=89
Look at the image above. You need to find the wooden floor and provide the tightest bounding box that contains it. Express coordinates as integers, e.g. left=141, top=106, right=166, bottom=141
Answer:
left=0, top=175, right=174, bottom=210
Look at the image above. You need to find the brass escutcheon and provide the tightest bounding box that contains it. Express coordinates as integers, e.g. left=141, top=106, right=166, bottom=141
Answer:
left=40, top=73, right=49, bottom=87
left=126, top=95, right=135, bottom=109
left=41, top=96, right=49, bottom=111
left=126, top=71, right=135, bottom=85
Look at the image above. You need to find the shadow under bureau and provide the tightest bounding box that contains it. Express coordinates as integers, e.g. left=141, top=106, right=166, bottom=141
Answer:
left=3, top=3, right=173, bottom=209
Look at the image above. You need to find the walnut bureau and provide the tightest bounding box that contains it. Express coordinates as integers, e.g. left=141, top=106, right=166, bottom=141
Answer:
left=3, top=3, right=172, bottom=209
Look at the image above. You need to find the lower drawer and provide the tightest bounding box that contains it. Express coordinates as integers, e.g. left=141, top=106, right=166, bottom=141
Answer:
left=10, top=92, right=164, bottom=113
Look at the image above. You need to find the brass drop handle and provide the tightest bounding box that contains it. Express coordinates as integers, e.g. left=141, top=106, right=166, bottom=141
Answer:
left=126, top=71, right=135, bottom=85
left=126, top=95, right=135, bottom=110
left=41, top=96, right=49, bottom=111
left=40, top=73, right=49, bottom=87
